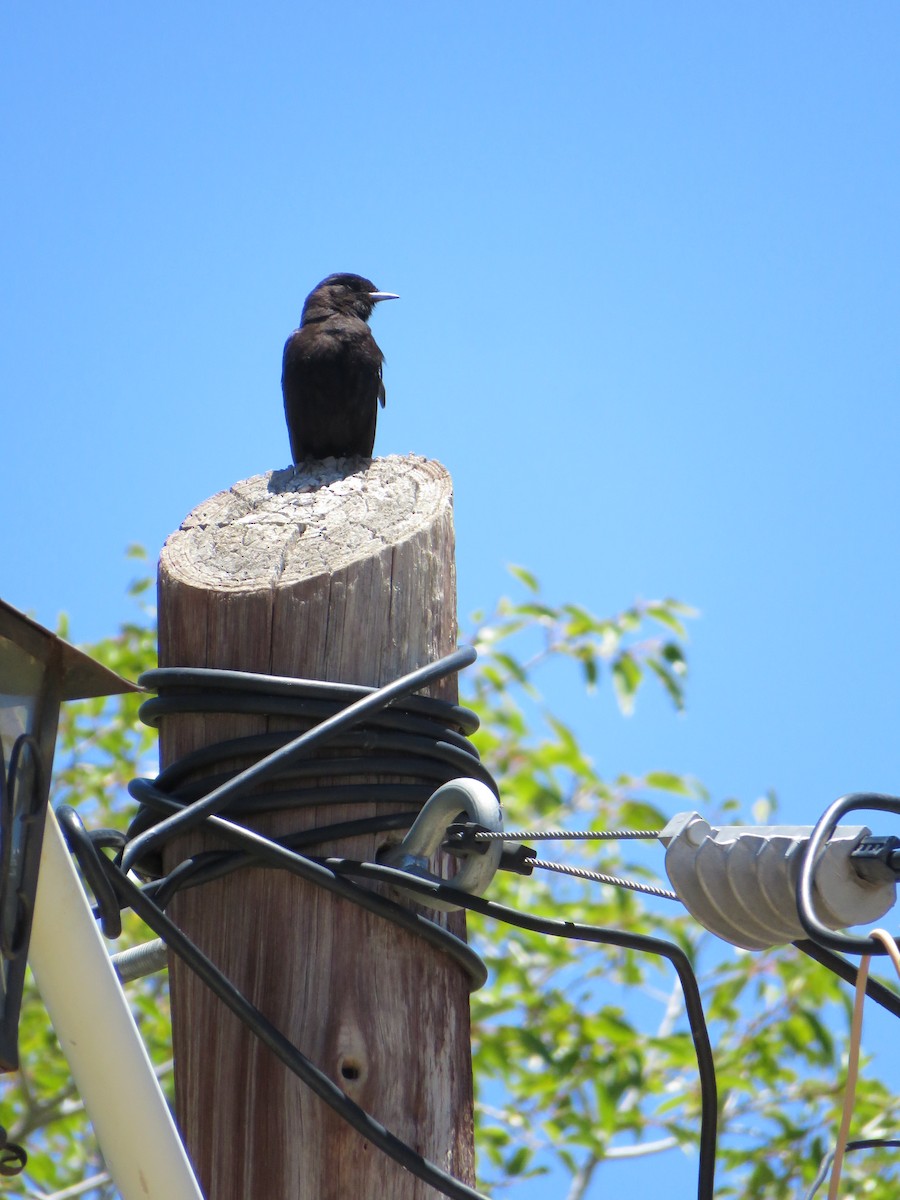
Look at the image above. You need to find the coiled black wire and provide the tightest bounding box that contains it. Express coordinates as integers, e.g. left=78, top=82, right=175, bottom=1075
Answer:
left=116, top=647, right=491, bottom=988
left=122, top=648, right=493, bottom=876
left=58, top=646, right=720, bottom=1200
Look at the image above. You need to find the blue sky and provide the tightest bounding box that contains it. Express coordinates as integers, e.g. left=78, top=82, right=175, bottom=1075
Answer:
left=3, top=3, right=900, bottom=1195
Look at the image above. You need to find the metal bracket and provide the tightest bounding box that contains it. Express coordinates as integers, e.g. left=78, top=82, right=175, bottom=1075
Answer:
left=378, top=778, right=503, bottom=911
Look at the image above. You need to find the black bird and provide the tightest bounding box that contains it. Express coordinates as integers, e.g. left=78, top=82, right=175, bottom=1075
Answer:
left=281, top=273, right=399, bottom=462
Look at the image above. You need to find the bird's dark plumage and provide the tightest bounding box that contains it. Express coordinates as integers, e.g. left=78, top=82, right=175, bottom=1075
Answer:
left=281, top=273, right=398, bottom=462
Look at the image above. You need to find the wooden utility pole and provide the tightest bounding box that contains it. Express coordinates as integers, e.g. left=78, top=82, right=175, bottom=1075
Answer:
left=156, top=456, right=475, bottom=1198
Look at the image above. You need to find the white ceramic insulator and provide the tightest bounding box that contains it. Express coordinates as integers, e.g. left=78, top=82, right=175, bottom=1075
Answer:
left=660, top=811, right=896, bottom=951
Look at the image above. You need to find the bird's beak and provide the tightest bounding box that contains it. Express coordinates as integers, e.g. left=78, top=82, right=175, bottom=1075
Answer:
left=369, top=291, right=400, bottom=303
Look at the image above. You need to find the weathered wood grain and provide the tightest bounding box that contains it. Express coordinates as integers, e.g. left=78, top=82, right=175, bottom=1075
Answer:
left=157, top=455, right=475, bottom=1198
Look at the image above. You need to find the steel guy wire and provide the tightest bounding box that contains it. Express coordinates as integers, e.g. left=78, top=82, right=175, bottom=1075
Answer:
left=475, top=827, right=662, bottom=842
left=529, top=859, right=679, bottom=900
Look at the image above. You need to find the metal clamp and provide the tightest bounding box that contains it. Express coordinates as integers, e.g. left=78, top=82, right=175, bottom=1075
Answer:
left=378, top=778, right=503, bottom=911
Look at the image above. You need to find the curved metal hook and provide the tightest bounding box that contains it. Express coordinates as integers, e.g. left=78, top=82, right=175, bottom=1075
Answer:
left=379, top=778, right=503, bottom=912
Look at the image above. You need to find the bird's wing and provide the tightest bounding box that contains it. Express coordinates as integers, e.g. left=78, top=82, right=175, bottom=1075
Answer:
left=378, top=364, right=386, bottom=408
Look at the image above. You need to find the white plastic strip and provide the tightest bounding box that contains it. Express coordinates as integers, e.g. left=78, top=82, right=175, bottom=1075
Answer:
left=29, top=811, right=203, bottom=1200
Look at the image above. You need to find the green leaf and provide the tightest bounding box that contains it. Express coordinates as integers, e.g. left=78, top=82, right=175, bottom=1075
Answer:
left=507, top=563, right=541, bottom=593
left=514, top=601, right=558, bottom=620
left=612, top=653, right=642, bottom=714
left=645, top=603, right=689, bottom=640
left=581, top=652, right=599, bottom=688
left=646, top=658, right=685, bottom=710
left=644, top=770, right=695, bottom=796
